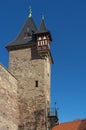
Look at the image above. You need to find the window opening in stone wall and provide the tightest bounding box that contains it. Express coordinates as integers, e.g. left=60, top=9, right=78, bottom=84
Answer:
left=35, top=80, right=38, bottom=87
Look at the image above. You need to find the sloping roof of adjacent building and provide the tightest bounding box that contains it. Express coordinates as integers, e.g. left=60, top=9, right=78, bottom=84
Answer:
left=53, top=119, right=86, bottom=130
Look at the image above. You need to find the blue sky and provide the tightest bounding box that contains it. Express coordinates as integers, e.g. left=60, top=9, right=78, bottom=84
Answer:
left=0, top=0, right=86, bottom=123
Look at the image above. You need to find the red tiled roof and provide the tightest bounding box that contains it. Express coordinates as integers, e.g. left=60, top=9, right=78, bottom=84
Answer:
left=53, top=120, right=86, bottom=130
left=78, top=120, right=86, bottom=130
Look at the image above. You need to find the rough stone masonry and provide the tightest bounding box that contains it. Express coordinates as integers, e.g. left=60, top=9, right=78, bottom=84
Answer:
left=0, top=64, right=19, bottom=130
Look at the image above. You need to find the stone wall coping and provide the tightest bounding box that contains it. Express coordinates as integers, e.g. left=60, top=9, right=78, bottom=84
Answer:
left=0, top=63, right=17, bottom=81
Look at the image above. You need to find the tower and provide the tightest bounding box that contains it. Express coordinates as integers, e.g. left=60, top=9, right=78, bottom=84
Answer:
left=6, top=9, right=58, bottom=130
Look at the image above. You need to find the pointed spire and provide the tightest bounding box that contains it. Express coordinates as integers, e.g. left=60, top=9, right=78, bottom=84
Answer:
left=38, top=15, right=47, bottom=32
left=29, top=6, right=32, bottom=18
left=35, top=15, right=52, bottom=41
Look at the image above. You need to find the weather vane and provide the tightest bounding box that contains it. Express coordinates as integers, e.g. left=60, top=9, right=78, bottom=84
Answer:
left=29, top=6, right=32, bottom=17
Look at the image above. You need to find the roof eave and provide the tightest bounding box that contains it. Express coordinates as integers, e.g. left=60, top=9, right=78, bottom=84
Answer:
left=35, top=31, right=52, bottom=41
left=6, top=41, right=36, bottom=51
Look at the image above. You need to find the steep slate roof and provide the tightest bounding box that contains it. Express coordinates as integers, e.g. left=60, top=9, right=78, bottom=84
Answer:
left=6, top=16, right=37, bottom=50
left=53, top=119, right=86, bottom=130
left=36, top=18, right=49, bottom=33
left=36, top=17, right=52, bottom=41
left=6, top=14, right=52, bottom=51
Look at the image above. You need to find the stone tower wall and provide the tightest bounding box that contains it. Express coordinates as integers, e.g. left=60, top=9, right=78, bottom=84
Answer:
left=9, top=45, right=51, bottom=130
left=0, top=64, right=19, bottom=130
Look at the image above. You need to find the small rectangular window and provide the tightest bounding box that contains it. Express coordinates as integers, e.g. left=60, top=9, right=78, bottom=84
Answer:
left=35, top=80, right=38, bottom=87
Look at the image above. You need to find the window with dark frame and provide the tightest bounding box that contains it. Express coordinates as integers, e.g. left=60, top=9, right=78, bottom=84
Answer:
left=35, top=80, right=38, bottom=87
